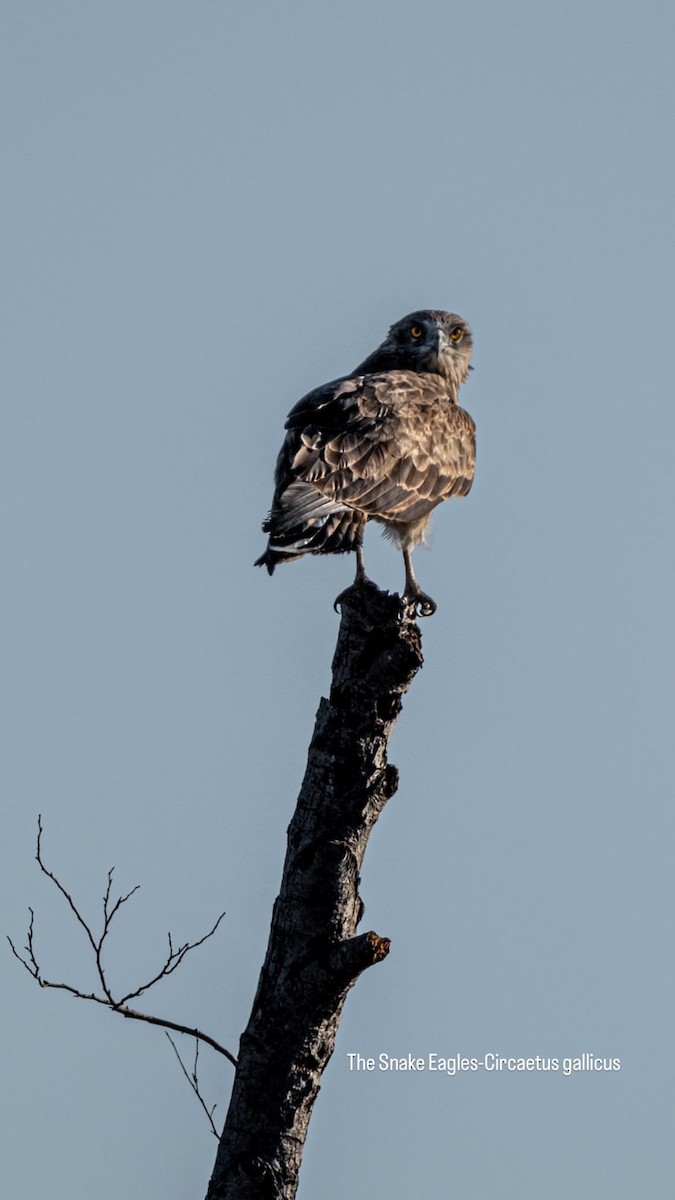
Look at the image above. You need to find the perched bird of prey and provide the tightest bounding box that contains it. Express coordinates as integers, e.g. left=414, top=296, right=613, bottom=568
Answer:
left=255, top=310, right=475, bottom=616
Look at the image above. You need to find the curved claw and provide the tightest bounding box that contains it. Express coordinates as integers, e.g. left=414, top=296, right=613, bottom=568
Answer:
left=403, top=588, right=437, bottom=618
left=401, top=547, right=437, bottom=617
left=334, top=578, right=378, bottom=613
left=333, top=587, right=351, bottom=613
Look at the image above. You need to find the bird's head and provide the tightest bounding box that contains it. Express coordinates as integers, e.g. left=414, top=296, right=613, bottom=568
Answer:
left=357, top=310, right=473, bottom=386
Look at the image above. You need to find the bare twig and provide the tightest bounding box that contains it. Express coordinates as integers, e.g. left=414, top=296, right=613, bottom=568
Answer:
left=117, top=913, right=228, bottom=1006
left=166, top=1033, right=220, bottom=1138
left=8, top=817, right=237, bottom=1068
left=118, top=1005, right=237, bottom=1066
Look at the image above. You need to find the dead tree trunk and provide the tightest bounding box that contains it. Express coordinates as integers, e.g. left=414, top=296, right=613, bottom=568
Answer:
left=206, top=585, right=423, bottom=1200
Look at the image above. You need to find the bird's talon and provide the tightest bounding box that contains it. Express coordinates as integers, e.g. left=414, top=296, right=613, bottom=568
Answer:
left=402, top=589, right=437, bottom=617
left=334, top=583, right=360, bottom=612
left=334, top=577, right=377, bottom=612
left=418, top=597, right=437, bottom=617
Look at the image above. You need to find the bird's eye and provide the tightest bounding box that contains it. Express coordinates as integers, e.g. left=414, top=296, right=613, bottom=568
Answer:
left=450, top=327, right=464, bottom=342
left=410, top=325, right=423, bottom=339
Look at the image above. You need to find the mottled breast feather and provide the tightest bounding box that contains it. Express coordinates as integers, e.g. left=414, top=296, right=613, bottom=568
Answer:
left=279, top=370, right=475, bottom=527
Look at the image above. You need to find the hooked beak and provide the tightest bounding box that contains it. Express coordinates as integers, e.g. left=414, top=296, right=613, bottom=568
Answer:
left=436, top=328, right=451, bottom=356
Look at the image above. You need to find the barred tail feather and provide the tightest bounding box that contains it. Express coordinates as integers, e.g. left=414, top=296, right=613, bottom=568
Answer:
left=254, top=545, right=305, bottom=574
left=255, top=507, right=365, bottom=573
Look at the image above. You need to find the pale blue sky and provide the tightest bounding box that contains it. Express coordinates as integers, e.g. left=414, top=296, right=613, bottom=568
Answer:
left=2, top=2, right=674, bottom=1197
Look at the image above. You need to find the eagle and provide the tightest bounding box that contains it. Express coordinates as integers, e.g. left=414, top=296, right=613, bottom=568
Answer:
left=255, top=310, right=475, bottom=616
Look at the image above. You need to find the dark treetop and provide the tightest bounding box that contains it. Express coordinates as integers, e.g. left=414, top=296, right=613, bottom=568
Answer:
left=206, top=584, right=424, bottom=1200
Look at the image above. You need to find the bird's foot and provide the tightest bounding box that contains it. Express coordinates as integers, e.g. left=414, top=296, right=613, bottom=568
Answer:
left=333, top=577, right=380, bottom=613
left=401, top=586, right=437, bottom=618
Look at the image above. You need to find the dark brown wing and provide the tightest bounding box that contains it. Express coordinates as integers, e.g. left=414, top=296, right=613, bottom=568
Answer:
left=287, top=370, right=475, bottom=522
left=256, top=369, right=475, bottom=570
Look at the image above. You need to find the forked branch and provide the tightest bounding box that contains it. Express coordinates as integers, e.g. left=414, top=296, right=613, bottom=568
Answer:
left=167, top=1033, right=220, bottom=1138
left=8, top=816, right=237, bottom=1068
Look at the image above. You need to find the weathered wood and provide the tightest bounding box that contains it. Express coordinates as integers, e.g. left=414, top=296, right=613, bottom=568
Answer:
left=206, top=585, right=423, bottom=1199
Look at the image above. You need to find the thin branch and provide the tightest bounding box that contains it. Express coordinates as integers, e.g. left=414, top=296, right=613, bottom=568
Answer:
left=8, top=909, right=110, bottom=1005
left=8, top=818, right=237, bottom=1067
left=166, top=1033, right=220, bottom=1138
left=104, top=869, right=141, bottom=924
left=118, top=1005, right=237, bottom=1066
left=118, top=912, right=227, bottom=1005
left=35, top=814, right=103, bottom=958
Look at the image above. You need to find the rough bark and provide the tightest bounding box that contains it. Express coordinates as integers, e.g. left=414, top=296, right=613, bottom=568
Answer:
left=206, top=584, right=423, bottom=1200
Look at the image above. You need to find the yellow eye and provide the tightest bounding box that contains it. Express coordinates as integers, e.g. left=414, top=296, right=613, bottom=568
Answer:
left=410, top=324, right=423, bottom=339
left=450, top=327, right=464, bottom=342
